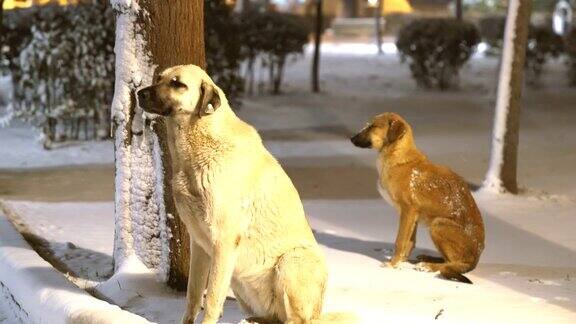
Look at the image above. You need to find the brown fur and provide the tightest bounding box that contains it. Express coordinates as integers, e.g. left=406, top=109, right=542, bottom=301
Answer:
left=351, top=113, right=485, bottom=284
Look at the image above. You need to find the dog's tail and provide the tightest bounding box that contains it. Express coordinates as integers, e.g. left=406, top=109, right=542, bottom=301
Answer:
left=439, top=264, right=474, bottom=284
left=313, top=312, right=358, bottom=324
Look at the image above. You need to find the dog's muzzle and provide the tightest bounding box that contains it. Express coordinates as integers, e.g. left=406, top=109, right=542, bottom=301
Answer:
left=137, top=87, right=170, bottom=116
left=350, top=133, right=371, bottom=148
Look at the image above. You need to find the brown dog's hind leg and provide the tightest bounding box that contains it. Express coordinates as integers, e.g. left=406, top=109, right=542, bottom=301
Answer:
left=418, top=261, right=473, bottom=284
left=416, top=255, right=445, bottom=263
left=421, top=218, right=478, bottom=284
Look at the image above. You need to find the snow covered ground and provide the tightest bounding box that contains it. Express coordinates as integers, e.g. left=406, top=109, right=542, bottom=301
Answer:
left=0, top=126, right=113, bottom=169
left=1, top=46, right=575, bottom=323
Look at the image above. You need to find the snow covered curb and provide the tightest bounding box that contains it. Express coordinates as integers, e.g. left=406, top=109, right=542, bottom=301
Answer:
left=0, top=210, right=152, bottom=324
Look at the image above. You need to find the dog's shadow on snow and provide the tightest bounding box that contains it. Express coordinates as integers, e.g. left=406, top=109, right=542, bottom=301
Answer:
left=313, top=231, right=439, bottom=263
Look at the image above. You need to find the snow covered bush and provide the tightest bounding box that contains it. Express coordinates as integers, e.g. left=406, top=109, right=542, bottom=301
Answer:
left=0, top=11, right=35, bottom=76
left=11, top=2, right=114, bottom=149
left=205, top=0, right=244, bottom=107
left=0, top=32, right=16, bottom=78
left=480, top=17, right=565, bottom=86
left=396, top=18, right=480, bottom=90
left=525, top=26, right=564, bottom=86
left=240, top=10, right=311, bottom=94
left=566, top=28, right=576, bottom=86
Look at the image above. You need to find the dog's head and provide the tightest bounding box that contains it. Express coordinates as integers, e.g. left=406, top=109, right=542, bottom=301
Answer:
left=137, top=65, right=222, bottom=118
left=350, top=113, right=409, bottom=151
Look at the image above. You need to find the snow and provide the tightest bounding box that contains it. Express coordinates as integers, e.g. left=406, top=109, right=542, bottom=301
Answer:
left=0, top=125, right=113, bottom=169
left=110, top=0, right=170, bottom=278
left=1, top=46, right=576, bottom=322
left=305, top=42, right=398, bottom=55
left=2, top=201, right=115, bottom=285
left=4, top=195, right=576, bottom=323
left=303, top=41, right=487, bottom=57
left=0, top=281, right=24, bottom=324
left=0, top=75, right=13, bottom=127
left=0, top=209, right=150, bottom=324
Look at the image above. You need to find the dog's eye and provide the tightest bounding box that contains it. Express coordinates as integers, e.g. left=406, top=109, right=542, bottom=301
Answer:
left=169, top=77, right=187, bottom=89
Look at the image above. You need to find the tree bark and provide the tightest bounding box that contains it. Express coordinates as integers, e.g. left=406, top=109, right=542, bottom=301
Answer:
left=455, top=0, right=463, bottom=21
left=0, top=0, right=5, bottom=32
left=111, top=0, right=204, bottom=291
left=342, top=0, right=358, bottom=18
left=484, top=0, right=532, bottom=194
left=141, top=0, right=205, bottom=290
left=311, top=0, right=322, bottom=93
left=375, top=0, right=383, bottom=55
left=240, top=0, right=250, bottom=12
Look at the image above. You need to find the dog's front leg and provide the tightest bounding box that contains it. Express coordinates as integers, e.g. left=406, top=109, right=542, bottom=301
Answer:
left=202, top=237, right=239, bottom=324
left=182, top=241, right=211, bottom=324
left=388, top=207, right=418, bottom=267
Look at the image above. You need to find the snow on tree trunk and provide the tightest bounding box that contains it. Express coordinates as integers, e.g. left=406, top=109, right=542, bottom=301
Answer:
left=483, top=0, right=532, bottom=194
left=110, top=0, right=167, bottom=278
left=111, top=0, right=205, bottom=289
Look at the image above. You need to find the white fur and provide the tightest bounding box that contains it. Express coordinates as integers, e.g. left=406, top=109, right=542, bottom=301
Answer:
left=153, top=65, right=354, bottom=324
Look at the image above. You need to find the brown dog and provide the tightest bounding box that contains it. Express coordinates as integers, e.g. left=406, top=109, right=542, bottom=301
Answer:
left=351, top=113, right=485, bottom=284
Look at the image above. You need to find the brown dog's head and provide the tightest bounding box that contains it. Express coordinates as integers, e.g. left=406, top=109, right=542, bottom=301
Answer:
left=350, top=113, right=409, bottom=151
left=137, top=65, right=222, bottom=118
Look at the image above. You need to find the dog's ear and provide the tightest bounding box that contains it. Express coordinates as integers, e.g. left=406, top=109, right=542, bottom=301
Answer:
left=196, top=81, right=221, bottom=117
left=386, top=118, right=406, bottom=144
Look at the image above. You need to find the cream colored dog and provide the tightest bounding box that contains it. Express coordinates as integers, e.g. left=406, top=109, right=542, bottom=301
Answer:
left=137, top=65, right=354, bottom=324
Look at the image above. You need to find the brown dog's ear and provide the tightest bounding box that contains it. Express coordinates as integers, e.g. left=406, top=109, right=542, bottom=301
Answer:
left=196, top=81, right=221, bottom=117
left=386, top=118, right=406, bottom=144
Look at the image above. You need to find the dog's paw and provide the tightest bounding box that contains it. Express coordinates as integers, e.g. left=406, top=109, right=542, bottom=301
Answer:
left=201, top=320, right=217, bottom=324
left=181, top=306, right=201, bottom=324
left=381, top=260, right=401, bottom=269
left=181, top=313, right=195, bottom=324
left=414, top=262, right=428, bottom=272
left=415, top=262, right=440, bottom=273
left=384, top=255, right=408, bottom=268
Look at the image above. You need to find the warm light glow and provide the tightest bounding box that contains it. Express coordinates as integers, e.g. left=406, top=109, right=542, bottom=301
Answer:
left=366, top=0, right=413, bottom=14
left=383, top=0, right=412, bottom=14
left=3, top=0, right=76, bottom=10
left=3, top=0, right=32, bottom=9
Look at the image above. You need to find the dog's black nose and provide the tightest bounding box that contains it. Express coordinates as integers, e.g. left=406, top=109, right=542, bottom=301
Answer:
left=137, top=88, right=151, bottom=102
left=350, top=133, right=371, bottom=148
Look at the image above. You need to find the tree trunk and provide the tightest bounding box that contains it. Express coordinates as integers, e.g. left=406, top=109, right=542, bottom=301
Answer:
left=484, top=0, right=532, bottom=194
left=342, top=0, right=358, bottom=18
left=238, top=0, right=250, bottom=12
left=455, top=0, right=463, bottom=21
left=375, top=0, right=383, bottom=55
left=0, top=0, right=5, bottom=33
left=111, top=0, right=204, bottom=290
left=311, top=0, right=322, bottom=93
